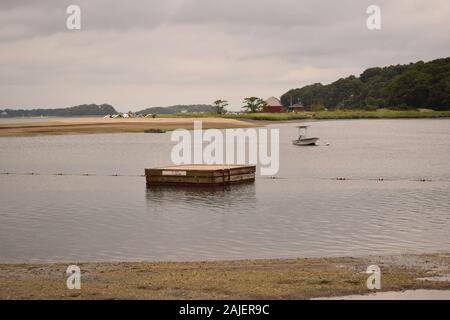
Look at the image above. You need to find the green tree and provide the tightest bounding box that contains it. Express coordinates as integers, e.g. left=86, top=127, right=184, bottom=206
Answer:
left=213, top=99, right=228, bottom=114
left=242, top=97, right=267, bottom=113
left=280, top=57, right=450, bottom=110
left=311, top=103, right=325, bottom=112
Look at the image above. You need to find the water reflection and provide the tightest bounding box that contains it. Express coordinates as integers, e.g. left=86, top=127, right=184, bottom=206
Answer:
left=146, top=183, right=257, bottom=214
left=0, top=119, right=449, bottom=262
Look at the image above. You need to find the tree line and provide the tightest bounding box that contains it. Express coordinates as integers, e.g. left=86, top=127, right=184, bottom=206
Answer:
left=0, top=104, right=117, bottom=117
left=280, top=57, right=450, bottom=111
left=214, top=98, right=267, bottom=113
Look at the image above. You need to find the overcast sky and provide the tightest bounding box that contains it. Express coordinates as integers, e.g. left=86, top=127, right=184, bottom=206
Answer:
left=0, top=0, right=449, bottom=111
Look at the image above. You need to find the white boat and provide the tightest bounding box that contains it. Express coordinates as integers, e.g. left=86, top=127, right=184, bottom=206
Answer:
left=292, top=126, right=319, bottom=146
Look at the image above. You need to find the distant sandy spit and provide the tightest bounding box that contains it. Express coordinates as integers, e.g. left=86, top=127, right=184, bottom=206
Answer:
left=0, top=117, right=261, bottom=137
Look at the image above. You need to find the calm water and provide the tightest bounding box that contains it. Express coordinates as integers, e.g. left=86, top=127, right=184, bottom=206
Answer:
left=0, top=119, right=449, bottom=263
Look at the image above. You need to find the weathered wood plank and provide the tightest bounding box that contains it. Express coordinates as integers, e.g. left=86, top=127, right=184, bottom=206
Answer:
left=145, top=164, right=256, bottom=186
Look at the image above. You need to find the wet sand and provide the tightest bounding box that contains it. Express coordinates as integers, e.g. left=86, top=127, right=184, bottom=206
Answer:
left=0, top=253, right=448, bottom=300
left=0, top=117, right=260, bottom=137
left=315, top=289, right=450, bottom=300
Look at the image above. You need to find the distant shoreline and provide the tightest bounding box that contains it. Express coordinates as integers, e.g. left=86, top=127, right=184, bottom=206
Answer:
left=0, top=253, right=448, bottom=299
left=0, top=117, right=260, bottom=137
left=168, top=109, right=450, bottom=121
left=1, top=110, right=449, bottom=137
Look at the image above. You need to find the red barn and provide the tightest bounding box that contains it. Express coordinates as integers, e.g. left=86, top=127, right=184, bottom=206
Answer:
left=263, top=97, right=283, bottom=113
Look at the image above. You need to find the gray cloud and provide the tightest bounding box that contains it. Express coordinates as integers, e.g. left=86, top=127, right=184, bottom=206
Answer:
left=0, top=0, right=449, bottom=111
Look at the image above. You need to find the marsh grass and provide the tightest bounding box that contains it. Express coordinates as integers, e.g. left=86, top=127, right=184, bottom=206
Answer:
left=313, top=109, right=450, bottom=119
left=1, top=254, right=448, bottom=299
left=160, top=109, right=450, bottom=121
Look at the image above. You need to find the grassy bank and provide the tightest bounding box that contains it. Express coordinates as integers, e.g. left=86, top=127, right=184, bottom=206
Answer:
left=159, top=109, right=450, bottom=121
left=0, top=253, right=448, bottom=299
left=1, top=110, right=449, bottom=137
left=311, top=109, right=450, bottom=120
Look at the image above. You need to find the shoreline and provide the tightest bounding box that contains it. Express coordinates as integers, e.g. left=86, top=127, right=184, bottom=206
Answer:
left=1, top=111, right=450, bottom=137
left=0, top=117, right=261, bottom=137
left=1, top=253, right=448, bottom=299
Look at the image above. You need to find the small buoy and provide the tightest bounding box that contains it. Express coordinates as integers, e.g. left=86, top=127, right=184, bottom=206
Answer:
left=326, top=142, right=330, bottom=146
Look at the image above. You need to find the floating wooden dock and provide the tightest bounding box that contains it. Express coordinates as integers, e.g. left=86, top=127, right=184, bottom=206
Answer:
left=145, top=164, right=256, bottom=186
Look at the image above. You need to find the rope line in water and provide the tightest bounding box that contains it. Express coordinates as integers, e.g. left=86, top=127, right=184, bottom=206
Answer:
left=0, top=172, right=145, bottom=178
left=262, top=176, right=437, bottom=182
left=0, top=172, right=442, bottom=182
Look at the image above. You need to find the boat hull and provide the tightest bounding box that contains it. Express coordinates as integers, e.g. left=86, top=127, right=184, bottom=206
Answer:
left=292, top=138, right=319, bottom=146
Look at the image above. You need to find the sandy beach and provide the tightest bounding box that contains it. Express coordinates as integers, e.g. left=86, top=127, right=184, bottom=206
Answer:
left=0, top=117, right=260, bottom=137
left=0, top=253, right=448, bottom=300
